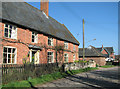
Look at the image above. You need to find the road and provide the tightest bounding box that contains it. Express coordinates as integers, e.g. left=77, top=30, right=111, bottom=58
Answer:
left=36, top=67, right=120, bottom=89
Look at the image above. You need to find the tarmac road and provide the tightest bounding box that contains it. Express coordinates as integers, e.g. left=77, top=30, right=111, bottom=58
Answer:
left=35, top=67, right=120, bottom=89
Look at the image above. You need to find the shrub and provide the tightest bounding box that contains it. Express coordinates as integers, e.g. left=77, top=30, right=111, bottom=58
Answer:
left=96, top=64, right=99, bottom=67
left=106, top=61, right=112, bottom=65
left=74, top=60, right=88, bottom=63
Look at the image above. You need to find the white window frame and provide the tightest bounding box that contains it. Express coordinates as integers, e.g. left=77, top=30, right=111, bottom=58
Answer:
left=3, top=46, right=17, bottom=64
left=47, top=51, right=54, bottom=63
left=48, top=37, right=53, bottom=46
left=73, top=44, right=75, bottom=51
left=64, top=42, right=68, bottom=49
left=64, top=53, right=68, bottom=63
left=30, top=49, right=39, bottom=64
left=32, top=32, right=38, bottom=43
left=4, top=24, right=17, bottom=39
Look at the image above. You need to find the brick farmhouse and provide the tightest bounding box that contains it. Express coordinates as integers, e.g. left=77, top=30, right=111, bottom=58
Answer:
left=79, top=45, right=115, bottom=66
left=0, top=1, right=80, bottom=64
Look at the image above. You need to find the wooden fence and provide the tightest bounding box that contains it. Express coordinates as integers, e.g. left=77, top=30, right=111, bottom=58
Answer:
left=1, top=62, right=93, bottom=84
left=2, top=63, right=60, bottom=84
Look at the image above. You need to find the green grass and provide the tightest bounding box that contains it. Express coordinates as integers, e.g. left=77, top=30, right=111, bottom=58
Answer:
left=100, top=65, right=115, bottom=68
left=2, top=67, right=98, bottom=88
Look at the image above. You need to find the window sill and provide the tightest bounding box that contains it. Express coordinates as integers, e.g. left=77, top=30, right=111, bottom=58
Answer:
left=3, top=37, right=17, bottom=40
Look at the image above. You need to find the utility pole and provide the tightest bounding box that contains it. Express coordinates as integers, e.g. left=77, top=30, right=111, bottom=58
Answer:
left=83, top=19, right=85, bottom=61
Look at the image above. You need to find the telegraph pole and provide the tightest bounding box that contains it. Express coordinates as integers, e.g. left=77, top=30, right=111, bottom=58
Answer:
left=83, top=19, right=85, bottom=61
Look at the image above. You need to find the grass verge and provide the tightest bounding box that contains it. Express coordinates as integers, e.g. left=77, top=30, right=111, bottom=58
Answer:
left=2, top=67, right=98, bottom=88
left=100, top=65, right=115, bottom=68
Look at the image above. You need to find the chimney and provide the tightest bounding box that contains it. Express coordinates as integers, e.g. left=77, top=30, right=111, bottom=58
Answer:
left=41, top=0, right=49, bottom=17
left=102, top=45, right=103, bottom=48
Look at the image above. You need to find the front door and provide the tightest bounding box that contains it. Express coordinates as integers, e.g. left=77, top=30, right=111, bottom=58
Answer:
left=31, top=50, right=39, bottom=64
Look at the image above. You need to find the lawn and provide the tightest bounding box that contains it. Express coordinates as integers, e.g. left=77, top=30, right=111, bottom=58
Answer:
left=100, top=65, right=115, bottom=68
left=2, top=67, right=98, bottom=88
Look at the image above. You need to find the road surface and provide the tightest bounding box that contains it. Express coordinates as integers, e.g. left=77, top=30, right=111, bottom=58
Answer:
left=35, top=67, right=120, bottom=89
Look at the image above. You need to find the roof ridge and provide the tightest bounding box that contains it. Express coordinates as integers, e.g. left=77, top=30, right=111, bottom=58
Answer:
left=49, top=16, right=79, bottom=45
left=62, top=24, right=80, bottom=45
left=91, top=46, right=103, bottom=56
left=49, top=16, right=63, bottom=25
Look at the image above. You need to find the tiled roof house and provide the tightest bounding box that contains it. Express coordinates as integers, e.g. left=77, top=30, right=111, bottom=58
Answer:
left=79, top=46, right=106, bottom=66
left=79, top=45, right=115, bottom=66
left=0, top=1, right=79, bottom=64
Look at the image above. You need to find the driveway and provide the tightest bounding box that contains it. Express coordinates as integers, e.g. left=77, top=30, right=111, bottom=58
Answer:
left=36, top=67, right=120, bottom=89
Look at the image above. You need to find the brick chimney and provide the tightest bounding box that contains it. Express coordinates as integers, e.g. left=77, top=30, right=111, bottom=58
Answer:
left=102, top=45, right=103, bottom=49
left=41, top=0, right=49, bottom=17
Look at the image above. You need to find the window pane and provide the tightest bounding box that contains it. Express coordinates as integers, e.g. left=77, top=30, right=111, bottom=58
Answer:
left=12, top=54, right=15, bottom=63
left=13, top=27, right=16, bottom=30
left=10, top=25, right=12, bottom=29
left=32, top=32, right=34, bottom=35
left=5, top=33, right=8, bottom=37
left=12, top=58, right=14, bottom=63
left=5, top=28, right=8, bottom=33
left=48, top=37, right=53, bottom=46
left=8, top=59, right=11, bottom=63
left=47, top=52, right=53, bottom=63
left=5, top=24, right=8, bottom=27
left=3, top=51, right=7, bottom=63
left=8, top=48, right=11, bottom=53
left=32, top=35, right=34, bottom=38
left=3, top=47, right=7, bottom=52
left=3, top=53, right=7, bottom=59
left=12, top=54, right=15, bottom=59
left=8, top=54, right=12, bottom=59
left=32, top=38, right=34, bottom=42
left=12, top=48, right=15, bottom=53
left=3, top=58, right=7, bottom=63
left=5, top=28, right=8, bottom=37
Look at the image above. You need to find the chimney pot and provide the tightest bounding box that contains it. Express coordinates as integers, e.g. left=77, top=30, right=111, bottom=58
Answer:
left=102, top=45, right=103, bottom=48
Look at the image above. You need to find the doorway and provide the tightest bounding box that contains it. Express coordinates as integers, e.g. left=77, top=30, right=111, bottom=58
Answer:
left=30, top=50, right=39, bottom=64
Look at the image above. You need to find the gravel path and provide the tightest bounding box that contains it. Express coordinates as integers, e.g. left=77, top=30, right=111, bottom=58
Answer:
left=35, top=67, right=120, bottom=89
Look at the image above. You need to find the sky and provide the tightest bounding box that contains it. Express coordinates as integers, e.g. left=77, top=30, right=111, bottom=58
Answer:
left=27, top=2, right=118, bottom=55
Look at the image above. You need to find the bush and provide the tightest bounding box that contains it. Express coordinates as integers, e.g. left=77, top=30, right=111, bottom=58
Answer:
left=106, top=61, right=112, bottom=65
left=74, top=60, right=88, bottom=63
left=96, top=64, right=99, bottom=67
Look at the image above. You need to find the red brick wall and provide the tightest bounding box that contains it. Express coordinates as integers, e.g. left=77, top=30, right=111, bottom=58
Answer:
left=80, top=57, right=106, bottom=66
left=101, top=49, right=115, bottom=59
left=109, top=53, right=115, bottom=59
left=101, top=49, right=108, bottom=54
left=1, top=22, right=79, bottom=64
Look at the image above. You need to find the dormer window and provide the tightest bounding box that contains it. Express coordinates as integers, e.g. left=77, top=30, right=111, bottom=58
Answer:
left=4, top=24, right=17, bottom=39
left=64, top=42, right=68, bottom=49
left=32, top=32, right=38, bottom=43
left=48, top=37, right=53, bottom=46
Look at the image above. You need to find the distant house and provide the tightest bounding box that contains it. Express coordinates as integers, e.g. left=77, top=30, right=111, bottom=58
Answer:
left=115, top=55, right=120, bottom=61
left=0, top=1, right=79, bottom=64
left=96, top=45, right=115, bottom=60
left=79, top=45, right=115, bottom=66
left=79, top=46, right=106, bottom=66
